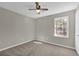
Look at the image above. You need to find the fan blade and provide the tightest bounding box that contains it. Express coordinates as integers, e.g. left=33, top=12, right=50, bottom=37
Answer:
left=40, top=8, right=48, bottom=10
left=28, top=9, right=36, bottom=10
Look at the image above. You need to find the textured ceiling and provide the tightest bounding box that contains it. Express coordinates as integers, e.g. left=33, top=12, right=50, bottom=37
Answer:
left=0, top=2, right=78, bottom=18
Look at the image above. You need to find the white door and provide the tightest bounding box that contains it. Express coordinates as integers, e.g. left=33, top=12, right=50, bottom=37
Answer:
left=75, top=7, right=79, bottom=54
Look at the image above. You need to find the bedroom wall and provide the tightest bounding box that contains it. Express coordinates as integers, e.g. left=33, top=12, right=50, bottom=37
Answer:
left=0, top=7, right=35, bottom=50
left=36, top=10, right=76, bottom=49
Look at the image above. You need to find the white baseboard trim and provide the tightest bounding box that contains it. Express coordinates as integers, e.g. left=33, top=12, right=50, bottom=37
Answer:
left=0, top=39, right=76, bottom=52
left=0, top=40, right=34, bottom=52
left=36, top=40, right=75, bottom=50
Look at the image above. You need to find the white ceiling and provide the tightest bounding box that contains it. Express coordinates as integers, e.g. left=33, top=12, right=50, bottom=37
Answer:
left=0, top=2, right=79, bottom=18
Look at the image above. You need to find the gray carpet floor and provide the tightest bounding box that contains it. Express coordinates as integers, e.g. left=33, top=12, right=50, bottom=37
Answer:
left=0, top=40, right=78, bottom=56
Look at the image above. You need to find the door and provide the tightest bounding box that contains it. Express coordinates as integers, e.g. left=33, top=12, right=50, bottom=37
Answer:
left=75, top=8, right=79, bottom=54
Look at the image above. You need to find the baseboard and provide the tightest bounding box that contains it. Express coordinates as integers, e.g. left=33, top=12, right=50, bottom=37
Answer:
left=35, top=40, right=75, bottom=50
left=0, top=39, right=76, bottom=53
left=0, top=40, right=34, bottom=52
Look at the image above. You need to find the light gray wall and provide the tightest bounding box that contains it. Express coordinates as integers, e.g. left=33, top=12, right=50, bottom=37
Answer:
left=0, top=7, right=35, bottom=50
left=36, top=10, right=75, bottom=48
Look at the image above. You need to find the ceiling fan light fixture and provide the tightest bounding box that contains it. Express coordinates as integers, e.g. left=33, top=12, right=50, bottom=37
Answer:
left=36, top=9, right=40, bottom=14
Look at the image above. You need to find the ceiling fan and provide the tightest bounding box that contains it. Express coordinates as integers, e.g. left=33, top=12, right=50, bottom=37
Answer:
left=28, top=2, right=48, bottom=14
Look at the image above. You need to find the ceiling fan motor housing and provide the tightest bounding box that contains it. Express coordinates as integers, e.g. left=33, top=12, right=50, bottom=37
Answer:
left=36, top=5, right=40, bottom=10
left=35, top=2, right=40, bottom=10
